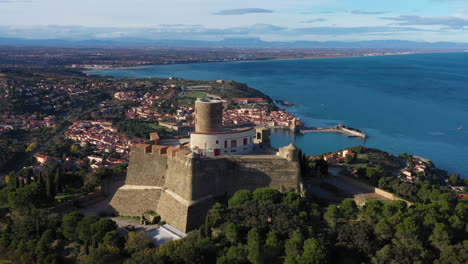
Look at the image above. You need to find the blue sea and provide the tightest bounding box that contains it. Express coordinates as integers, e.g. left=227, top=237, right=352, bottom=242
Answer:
left=93, top=53, right=468, bottom=178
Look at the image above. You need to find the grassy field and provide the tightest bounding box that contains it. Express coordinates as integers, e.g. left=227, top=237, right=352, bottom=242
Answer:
left=183, top=91, right=206, bottom=98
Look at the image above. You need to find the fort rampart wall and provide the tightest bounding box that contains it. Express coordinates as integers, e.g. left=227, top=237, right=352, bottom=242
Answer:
left=109, top=144, right=301, bottom=232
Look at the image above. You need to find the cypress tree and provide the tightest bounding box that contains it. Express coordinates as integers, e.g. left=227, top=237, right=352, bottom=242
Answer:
left=54, top=169, right=62, bottom=193
left=247, top=228, right=264, bottom=264
left=45, top=173, right=56, bottom=199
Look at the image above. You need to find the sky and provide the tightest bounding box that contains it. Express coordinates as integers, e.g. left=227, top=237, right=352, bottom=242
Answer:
left=0, top=0, right=468, bottom=42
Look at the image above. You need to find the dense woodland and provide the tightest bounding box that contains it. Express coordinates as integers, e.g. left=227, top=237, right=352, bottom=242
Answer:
left=0, top=183, right=465, bottom=264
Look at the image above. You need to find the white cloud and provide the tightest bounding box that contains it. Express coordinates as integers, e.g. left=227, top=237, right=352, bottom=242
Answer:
left=213, top=8, right=273, bottom=15
left=352, top=10, right=390, bottom=15
left=380, top=15, right=468, bottom=29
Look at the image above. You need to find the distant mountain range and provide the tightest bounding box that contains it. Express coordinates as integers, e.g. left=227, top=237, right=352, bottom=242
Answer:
left=1, top=37, right=468, bottom=49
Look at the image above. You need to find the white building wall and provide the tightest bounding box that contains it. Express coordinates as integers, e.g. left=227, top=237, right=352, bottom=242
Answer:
left=190, top=129, right=255, bottom=156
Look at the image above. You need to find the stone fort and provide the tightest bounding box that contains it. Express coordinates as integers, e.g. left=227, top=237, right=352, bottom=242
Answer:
left=109, top=99, right=303, bottom=232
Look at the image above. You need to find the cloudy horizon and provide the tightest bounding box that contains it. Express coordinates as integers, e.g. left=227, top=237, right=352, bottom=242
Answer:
left=1, top=0, right=467, bottom=42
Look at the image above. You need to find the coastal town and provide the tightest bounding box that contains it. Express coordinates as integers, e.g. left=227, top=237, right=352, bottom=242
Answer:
left=64, top=120, right=143, bottom=159
left=0, top=48, right=467, bottom=264
left=1, top=0, right=468, bottom=260
left=0, top=112, right=57, bottom=133
left=0, top=72, right=303, bottom=182
left=1, top=73, right=463, bottom=194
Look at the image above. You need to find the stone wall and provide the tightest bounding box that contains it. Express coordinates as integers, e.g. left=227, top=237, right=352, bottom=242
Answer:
left=157, top=191, right=189, bottom=230
left=110, top=188, right=162, bottom=216
left=109, top=144, right=302, bottom=232
left=192, top=155, right=300, bottom=199
left=125, top=146, right=168, bottom=186
left=164, top=154, right=195, bottom=201
left=336, top=175, right=412, bottom=205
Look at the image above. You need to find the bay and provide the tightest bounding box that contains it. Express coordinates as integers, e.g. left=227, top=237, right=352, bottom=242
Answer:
left=93, top=53, right=468, bottom=177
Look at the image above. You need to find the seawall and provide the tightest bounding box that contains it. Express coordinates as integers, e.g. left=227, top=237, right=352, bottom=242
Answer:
left=300, top=125, right=367, bottom=139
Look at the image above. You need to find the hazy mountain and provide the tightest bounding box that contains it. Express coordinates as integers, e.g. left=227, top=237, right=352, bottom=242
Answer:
left=0, top=37, right=467, bottom=49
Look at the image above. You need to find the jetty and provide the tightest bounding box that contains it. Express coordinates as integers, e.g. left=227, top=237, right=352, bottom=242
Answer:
left=299, top=124, right=367, bottom=139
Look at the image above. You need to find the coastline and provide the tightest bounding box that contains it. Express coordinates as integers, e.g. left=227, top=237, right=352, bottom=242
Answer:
left=83, top=50, right=457, bottom=74
left=83, top=54, right=385, bottom=73
left=87, top=52, right=467, bottom=177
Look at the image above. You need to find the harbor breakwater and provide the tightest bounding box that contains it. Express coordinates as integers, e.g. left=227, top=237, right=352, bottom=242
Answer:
left=299, top=124, right=367, bottom=139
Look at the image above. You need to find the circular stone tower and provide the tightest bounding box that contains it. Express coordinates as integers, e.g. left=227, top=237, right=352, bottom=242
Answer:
left=195, top=98, right=223, bottom=133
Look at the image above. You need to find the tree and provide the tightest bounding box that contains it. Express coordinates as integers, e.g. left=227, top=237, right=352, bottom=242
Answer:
left=382, top=201, right=406, bottom=218
left=247, top=228, right=264, bottom=264
left=455, top=202, right=468, bottom=221
left=4, top=174, right=11, bottom=185
left=284, top=229, right=304, bottom=264
left=371, top=245, right=398, bottom=264
left=448, top=173, right=461, bottom=186
left=124, top=254, right=165, bottom=264
left=8, top=182, right=46, bottom=208
left=399, top=153, right=412, bottom=160
left=437, top=193, right=457, bottom=212
left=124, top=231, right=153, bottom=254
left=80, top=245, right=122, bottom=264
left=429, top=223, right=452, bottom=249
left=434, top=241, right=468, bottom=264
left=315, top=158, right=328, bottom=176
left=362, top=200, right=383, bottom=224
left=35, top=229, right=55, bottom=256
left=449, top=215, right=465, bottom=231
left=217, top=244, right=249, bottom=264
left=393, top=217, right=421, bottom=247
left=299, top=238, right=328, bottom=264
left=156, top=236, right=216, bottom=264
left=19, top=168, right=33, bottom=185
left=228, top=190, right=253, bottom=207
left=77, top=215, right=98, bottom=245
left=366, top=167, right=381, bottom=184
left=26, top=142, right=38, bottom=152
left=44, top=170, right=56, bottom=199
left=204, top=203, right=226, bottom=236
left=344, top=154, right=354, bottom=164
left=283, top=192, right=306, bottom=212
left=264, top=231, right=282, bottom=261
left=391, top=217, right=431, bottom=263
left=91, top=218, right=118, bottom=246
left=340, top=198, right=359, bottom=221
left=252, top=188, right=282, bottom=203
left=54, top=169, right=62, bottom=194
left=103, top=231, right=124, bottom=249
left=323, top=205, right=340, bottom=228
left=417, top=184, right=432, bottom=204
left=374, top=219, right=393, bottom=240
left=335, top=222, right=376, bottom=262
left=84, top=167, right=113, bottom=191
left=62, top=211, right=84, bottom=241
left=70, top=144, right=80, bottom=153
left=224, top=222, right=239, bottom=244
